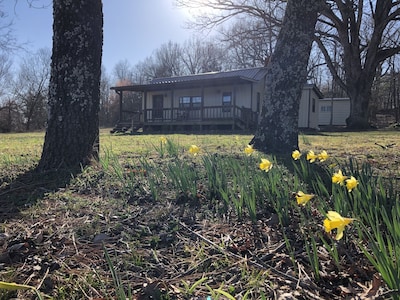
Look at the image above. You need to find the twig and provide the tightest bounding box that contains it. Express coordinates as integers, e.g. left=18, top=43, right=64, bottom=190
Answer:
left=72, top=232, right=79, bottom=255
left=178, top=219, right=335, bottom=299
left=36, top=267, right=50, bottom=290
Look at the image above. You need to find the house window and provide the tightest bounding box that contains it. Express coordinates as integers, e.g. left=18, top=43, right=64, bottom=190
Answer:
left=179, top=96, right=191, bottom=108
left=179, top=96, right=202, bottom=108
left=312, top=98, right=316, bottom=113
left=192, top=96, right=202, bottom=108
left=321, top=105, right=332, bottom=112
left=222, top=92, right=232, bottom=112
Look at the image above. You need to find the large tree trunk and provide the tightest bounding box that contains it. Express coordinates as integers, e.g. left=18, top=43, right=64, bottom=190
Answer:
left=346, top=73, right=374, bottom=129
left=251, top=0, right=323, bottom=154
left=37, top=0, right=103, bottom=171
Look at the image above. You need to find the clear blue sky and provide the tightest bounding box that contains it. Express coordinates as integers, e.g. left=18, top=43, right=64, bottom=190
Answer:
left=3, top=0, right=195, bottom=74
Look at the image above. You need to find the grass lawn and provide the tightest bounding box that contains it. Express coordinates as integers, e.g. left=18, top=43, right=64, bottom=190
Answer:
left=0, top=129, right=399, bottom=299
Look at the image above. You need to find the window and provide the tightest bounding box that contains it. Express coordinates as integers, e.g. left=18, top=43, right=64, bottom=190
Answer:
left=312, top=98, right=316, bottom=113
left=192, top=96, right=202, bottom=108
left=179, top=96, right=191, bottom=108
left=222, top=92, right=232, bottom=112
left=179, top=96, right=202, bottom=108
left=321, top=105, right=332, bottom=112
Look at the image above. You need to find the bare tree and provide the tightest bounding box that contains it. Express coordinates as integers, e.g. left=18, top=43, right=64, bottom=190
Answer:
left=181, top=37, right=225, bottom=73
left=252, top=0, right=324, bottom=154
left=220, top=19, right=274, bottom=68
left=175, top=0, right=284, bottom=31
left=99, top=65, right=113, bottom=127
left=0, top=53, right=12, bottom=99
left=316, top=0, right=400, bottom=128
left=0, top=0, right=19, bottom=53
left=113, top=59, right=134, bottom=83
left=13, top=48, right=50, bottom=131
left=135, top=41, right=184, bottom=79
left=0, top=98, right=22, bottom=132
left=37, top=0, right=103, bottom=171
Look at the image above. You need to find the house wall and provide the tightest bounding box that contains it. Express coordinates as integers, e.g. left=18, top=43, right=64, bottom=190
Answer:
left=318, top=98, right=350, bottom=126
left=145, top=83, right=260, bottom=109
left=298, top=86, right=320, bottom=129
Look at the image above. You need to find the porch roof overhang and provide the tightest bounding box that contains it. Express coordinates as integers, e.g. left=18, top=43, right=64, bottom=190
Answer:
left=111, top=77, right=259, bottom=93
left=110, top=67, right=268, bottom=93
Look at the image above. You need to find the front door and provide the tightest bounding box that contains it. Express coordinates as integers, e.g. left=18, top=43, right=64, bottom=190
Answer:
left=152, top=95, right=164, bottom=119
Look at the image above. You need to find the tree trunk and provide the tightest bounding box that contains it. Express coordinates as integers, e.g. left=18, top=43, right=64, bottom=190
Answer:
left=37, top=0, right=103, bottom=171
left=251, top=0, right=323, bottom=154
left=346, top=74, right=374, bottom=129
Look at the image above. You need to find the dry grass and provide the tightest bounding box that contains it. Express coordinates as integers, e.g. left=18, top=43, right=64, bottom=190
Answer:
left=0, top=128, right=399, bottom=299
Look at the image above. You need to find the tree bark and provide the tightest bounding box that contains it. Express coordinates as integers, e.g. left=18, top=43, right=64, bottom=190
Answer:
left=37, top=0, right=103, bottom=171
left=251, top=0, right=323, bottom=154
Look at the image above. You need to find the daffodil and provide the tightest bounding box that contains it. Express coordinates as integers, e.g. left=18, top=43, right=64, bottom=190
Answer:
left=160, top=136, right=167, bottom=144
left=244, top=144, right=255, bottom=156
left=295, top=191, right=314, bottom=206
left=259, top=158, right=273, bottom=172
left=292, top=150, right=301, bottom=160
left=323, top=211, right=355, bottom=240
left=345, top=176, right=359, bottom=192
left=332, top=169, right=347, bottom=185
left=318, top=150, right=329, bottom=162
left=189, top=144, right=200, bottom=156
left=306, top=150, right=317, bottom=163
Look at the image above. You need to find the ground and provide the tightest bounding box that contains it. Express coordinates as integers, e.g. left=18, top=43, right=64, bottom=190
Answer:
left=0, top=130, right=399, bottom=299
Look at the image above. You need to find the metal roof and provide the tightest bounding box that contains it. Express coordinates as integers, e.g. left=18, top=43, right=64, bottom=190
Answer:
left=111, top=67, right=268, bottom=92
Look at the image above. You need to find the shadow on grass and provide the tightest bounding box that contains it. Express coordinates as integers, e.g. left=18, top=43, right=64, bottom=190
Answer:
left=0, top=167, right=78, bottom=223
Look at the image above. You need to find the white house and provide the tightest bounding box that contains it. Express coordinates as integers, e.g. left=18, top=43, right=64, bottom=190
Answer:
left=110, top=67, right=327, bottom=133
left=318, top=97, right=350, bottom=126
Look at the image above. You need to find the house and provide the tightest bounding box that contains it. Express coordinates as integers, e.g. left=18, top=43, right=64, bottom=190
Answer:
left=110, top=67, right=324, bottom=133
left=318, top=97, right=350, bottom=126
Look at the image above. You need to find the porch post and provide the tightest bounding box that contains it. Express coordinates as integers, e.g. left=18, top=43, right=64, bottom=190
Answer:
left=232, top=85, right=237, bottom=130
left=201, top=86, right=204, bottom=131
left=143, top=91, right=148, bottom=122
left=116, top=90, right=123, bottom=121
left=170, top=89, right=174, bottom=130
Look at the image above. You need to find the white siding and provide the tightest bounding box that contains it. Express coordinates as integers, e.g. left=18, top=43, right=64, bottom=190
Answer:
left=298, top=86, right=320, bottom=129
left=318, top=98, right=350, bottom=126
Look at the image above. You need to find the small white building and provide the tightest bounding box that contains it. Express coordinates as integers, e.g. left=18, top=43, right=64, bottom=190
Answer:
left=298, top=84, right=324, bottom=129
left=318, top=98, right=350, bottom=126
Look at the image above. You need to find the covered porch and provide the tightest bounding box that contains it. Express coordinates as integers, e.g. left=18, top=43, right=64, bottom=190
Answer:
left=110, top=70, right=264, bottom=133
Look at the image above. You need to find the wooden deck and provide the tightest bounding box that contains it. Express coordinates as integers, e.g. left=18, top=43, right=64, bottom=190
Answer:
left=111, top=105, right=258, bottom=133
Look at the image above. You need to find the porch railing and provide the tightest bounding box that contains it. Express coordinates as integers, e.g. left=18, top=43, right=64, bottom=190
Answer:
left=143, top=105, right=257, bottom=124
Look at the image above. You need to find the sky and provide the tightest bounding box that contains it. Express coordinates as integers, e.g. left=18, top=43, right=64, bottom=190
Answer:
left=2, top=0, right=197, bottom=75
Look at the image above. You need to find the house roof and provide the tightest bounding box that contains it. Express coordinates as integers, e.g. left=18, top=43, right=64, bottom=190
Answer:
left=111, top=67, right=268, bottom=92
left=303, top=83, right=324, bottom=99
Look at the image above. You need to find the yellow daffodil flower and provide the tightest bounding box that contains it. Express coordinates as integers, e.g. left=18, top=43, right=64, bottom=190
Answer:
left=189, top=144, right=200, bottom=156
left=306, top=150, right=317, bottom=163
left=323, top=211, right=355, bottom=240
left=244, top=144, right=255, bottom=156
left=292, top=150, right=301, bottom=160
left=259, top=158, right=273, bottom=172
left=318, top=150, right=329, bottom=162
left=345, top=176, right=359, bottom=192
left=332, top=170, right=347, bottom=185
left=160, top=136, right=167, bottom=144
left=295, top=191, right=315, bottom=206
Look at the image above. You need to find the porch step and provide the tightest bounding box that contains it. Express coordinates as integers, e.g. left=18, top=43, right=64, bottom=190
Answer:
left=110, top=122, right=132, bottom=133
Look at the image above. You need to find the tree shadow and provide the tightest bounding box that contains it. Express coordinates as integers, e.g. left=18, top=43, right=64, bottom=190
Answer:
left=0, top=168, right=78, bottom=223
